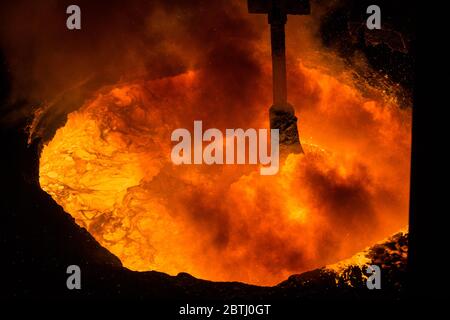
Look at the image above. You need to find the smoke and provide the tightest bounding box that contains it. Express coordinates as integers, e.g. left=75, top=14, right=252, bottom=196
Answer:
left=38, top=64, right=411, bottom=285
left=0, top=0, right=268, bottom=131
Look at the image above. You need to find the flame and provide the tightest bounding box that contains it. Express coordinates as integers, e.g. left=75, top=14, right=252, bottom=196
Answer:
left=38, top=58, right=411, bottom=285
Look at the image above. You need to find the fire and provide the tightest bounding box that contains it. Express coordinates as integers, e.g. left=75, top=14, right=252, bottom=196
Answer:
left=38, top=57, right=411, bottom=285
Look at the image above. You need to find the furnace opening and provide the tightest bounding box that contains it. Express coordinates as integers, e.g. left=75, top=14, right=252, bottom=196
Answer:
left=38, top=60, right=411, bottom=285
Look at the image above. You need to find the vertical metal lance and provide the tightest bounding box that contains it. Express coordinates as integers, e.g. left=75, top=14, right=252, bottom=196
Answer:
left=248, top=0, right=310, bottom=154
left=270, top=15, right=288, bottom=105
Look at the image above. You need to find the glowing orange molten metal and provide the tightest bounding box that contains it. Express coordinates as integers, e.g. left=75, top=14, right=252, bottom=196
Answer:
left=39, top=62, right=411, bottom=285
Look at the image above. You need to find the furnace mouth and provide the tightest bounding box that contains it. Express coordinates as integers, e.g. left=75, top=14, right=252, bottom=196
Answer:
left=37, top=62, right=411, bottom=286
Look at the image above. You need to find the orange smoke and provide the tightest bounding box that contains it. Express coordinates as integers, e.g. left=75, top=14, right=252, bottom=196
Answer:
left=39, top=56, right=411, bottom=285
